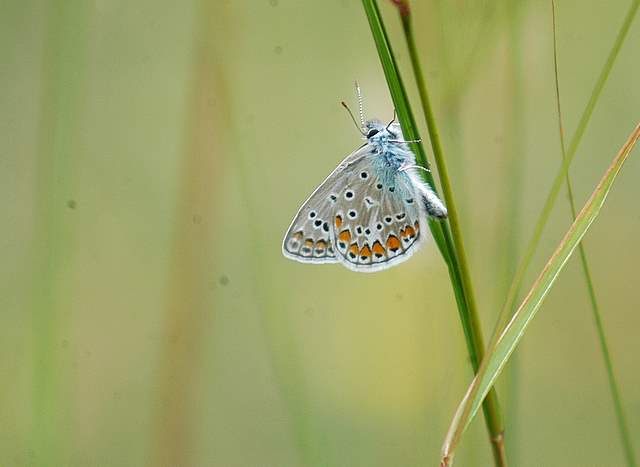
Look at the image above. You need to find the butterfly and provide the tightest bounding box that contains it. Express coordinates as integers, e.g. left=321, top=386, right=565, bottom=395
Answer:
left=282, top=90, right=447, bottom=272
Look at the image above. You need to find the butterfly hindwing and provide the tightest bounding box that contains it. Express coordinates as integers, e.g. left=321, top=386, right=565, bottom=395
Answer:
left=331, top=156, right=426, bottom=272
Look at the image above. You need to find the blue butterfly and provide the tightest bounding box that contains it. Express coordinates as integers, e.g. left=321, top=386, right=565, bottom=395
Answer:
left=283, top=87, right=447, bottom=272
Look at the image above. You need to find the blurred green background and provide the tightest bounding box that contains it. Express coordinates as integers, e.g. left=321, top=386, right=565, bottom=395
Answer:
left=2, top=0, right=639, bottom=466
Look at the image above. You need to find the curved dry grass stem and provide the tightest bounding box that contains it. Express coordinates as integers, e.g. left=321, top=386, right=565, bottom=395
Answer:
left=441, top=121, right=640, bottom=465
left=498, top=0, right=639, bottom=339
left=551, top=3, right=636, bottom=465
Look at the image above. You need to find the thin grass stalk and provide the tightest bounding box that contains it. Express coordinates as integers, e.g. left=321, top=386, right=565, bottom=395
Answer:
left=495, top=0, right=639, bottom=351
left=442, top=121, right=640, bottom=466
left=367, top=1, right=506, bottom=464
left=397, top=8, right=481, bottom=340
left=362, top=0, right=462, bottom=377
left=361, top=0, right=464, bottom=332
left=149, top=1, right=219, bottom=464
left=434, top=1, right=502, bottom=196
left=234, top=130, right=318, bottom=463
left=226, top=40, right=317, bottom=467
left=501, top=3, right=526, bottom=464
left=390, top=4, right=506, bottom=464
left=32, top=2, right=89, bottom=464
left=581, top=266, right=638, bottom=467
left=551, top=3, right=636, bottom=465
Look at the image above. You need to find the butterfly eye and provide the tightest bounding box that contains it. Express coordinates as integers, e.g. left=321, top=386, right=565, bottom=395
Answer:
left=366, top=129, right=379, bottom=138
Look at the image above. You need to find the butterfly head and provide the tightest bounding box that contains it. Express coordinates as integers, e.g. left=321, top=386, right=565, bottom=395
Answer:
left=363, top=119, right=402, bottom=142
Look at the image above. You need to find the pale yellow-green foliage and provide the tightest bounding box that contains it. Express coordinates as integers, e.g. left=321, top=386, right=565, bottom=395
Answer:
left=1, top=1, right=638, bottom=466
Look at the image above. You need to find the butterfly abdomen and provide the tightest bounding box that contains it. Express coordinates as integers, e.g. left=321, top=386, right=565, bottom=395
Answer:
left=406, top=170, right=448, bottom=219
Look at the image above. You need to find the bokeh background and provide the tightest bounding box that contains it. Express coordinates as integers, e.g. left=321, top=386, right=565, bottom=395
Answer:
left=2, top=0, right=639, bottom=466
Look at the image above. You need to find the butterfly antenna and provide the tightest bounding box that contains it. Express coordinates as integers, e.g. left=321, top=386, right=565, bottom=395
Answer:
left=354, top=81, right=365, bottom=127
left=341, top=101, right=366, bottom=136
left=385, top=108, right=397, bottom=130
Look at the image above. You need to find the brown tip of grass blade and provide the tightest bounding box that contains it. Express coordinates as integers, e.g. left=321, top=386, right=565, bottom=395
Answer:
left=389, top=0, right=410, bottom=17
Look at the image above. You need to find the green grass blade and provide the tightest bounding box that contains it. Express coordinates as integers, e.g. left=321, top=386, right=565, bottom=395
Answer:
left=361, top=0, right=447, bottom=254
left=498, top=0, right=639, bottom=338
left=360, top=0, right=464, bottom=335
left=360, top=5, right=482, bottom=383
left=363, top=1, right=505, bottom=464
left=551, top=3, right=636, bottom=465
left=441, top=122, right=640, bottom=466
left=390, top=2, right=506, bottom=464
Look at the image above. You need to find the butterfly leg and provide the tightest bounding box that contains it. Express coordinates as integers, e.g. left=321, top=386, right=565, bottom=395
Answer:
left=389, top=139, right=422, bottom=144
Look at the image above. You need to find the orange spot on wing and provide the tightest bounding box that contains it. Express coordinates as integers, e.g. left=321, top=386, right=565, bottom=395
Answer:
left=338, top=229, right=351, bottom=243
left=348, top=243, right=359, bottom=256
left=372, top=241, right=386, bottom=257
left=335, top=215, right=343, bottom=229
left=414, top=220, right=420, bottom=231
left=359, top=244, right=372, bottom=259
left=315, top=239, right=327, bottom=250
left=386, top=235, right=401, bottom=252
left=405, top=225, right=416, bottom=239
left=304, top=239, right=314, bottom=248
left=293, top=231, right=303, bottom=240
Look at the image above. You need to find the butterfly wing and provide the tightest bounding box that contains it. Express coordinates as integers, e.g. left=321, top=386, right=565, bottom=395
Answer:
left=331, top=160, right=427, bottom=272
left=282, top=145, right=371, bottom=263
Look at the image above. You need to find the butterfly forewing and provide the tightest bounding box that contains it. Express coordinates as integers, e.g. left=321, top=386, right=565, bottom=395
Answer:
left=282, top=146, right=371, bottom=263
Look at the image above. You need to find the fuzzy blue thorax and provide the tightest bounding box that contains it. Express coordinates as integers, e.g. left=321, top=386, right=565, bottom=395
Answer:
left=362, top=120, right=415, bottom=197
left=363, top=120, right=415, bottom=170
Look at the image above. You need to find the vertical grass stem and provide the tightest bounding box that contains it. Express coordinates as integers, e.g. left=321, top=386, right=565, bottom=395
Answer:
left=364, top=1, right=507, bottom=464
left=551, top=3, right=636, bottom=465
